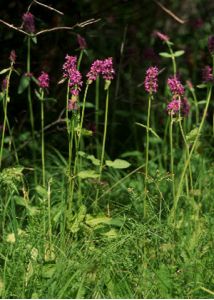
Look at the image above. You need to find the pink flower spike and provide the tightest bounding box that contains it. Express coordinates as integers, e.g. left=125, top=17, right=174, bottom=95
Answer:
left=86, top=59, right=103, bottom=83
left=62, top=55, right=77, bottom=78
left=167, top=98, right=181, bottom=115
left=154, top=31, right=170, bottom=42
left=38, top=71, right=49, bottom=89
left=202, top=65, right=213, bottom=82
left=144, top=66, right=159, bottom=94
left=22, top=12, right=35, bottom=33
left=167, top=76, right=185, bottom=96
left=101, top=57, right=115, bottom=81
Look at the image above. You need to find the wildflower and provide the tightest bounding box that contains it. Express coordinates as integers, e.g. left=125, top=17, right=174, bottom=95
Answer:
left=62, top=55, right=77, bottom=78
left=154, top=31, right=169, bottom=42
left=167, top=98, right=181, bottom=115
left=208, top=35, right=214, bottom=55
left=101, top=57, right=115, bottom=81
left=86, top=59, right=103, bottom=83
left=68, top=68, right=83, bottom=96
left=202, top=65, right=213, bottom=82
left=9, top=50, right=16, bottom=64
left=87, top=57, right=115, bottom=84
left=77, top=34, right=87, bottom=50
left=22, top=12, right=35, bottom=33
left=144, top=66, right=159, bottom=93
left=167, top=76, right=185, bottom=96
left=167, top=97, right=190, bottom=117
left=38, top=71, right=49, bottom=89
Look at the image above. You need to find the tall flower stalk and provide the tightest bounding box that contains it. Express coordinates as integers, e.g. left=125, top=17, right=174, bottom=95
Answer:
left=143, top=66, right=159, bottom=217
left=37, top=71, right=49, bottom=187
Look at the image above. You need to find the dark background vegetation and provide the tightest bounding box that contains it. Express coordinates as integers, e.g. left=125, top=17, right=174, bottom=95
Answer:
left=1, top=0, right=214, bottom=158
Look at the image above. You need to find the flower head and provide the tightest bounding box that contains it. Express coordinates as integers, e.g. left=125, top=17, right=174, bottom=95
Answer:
left=68, top=69, right=83, bottom=96
left=9, top=50, right=16, bottom=64
left=77, top=34, right=87, bottom=50
left=86, top=59, right=104, bottom=83
left=202, top=65, right=213, bottom=82
left=167, top=76, right=185, bottom=96
left=62, top=55, right=77, bottom=78
left=38, top=71, right=49, bottom=89
left=144, top=66, right=159, bottom=93
left=167, top=98, right=181, bottom=115
left=22, top=12, right=35, bottom=33
left=154, top=31, right=169, bottom=42
left=208, top=35, right=214, bottom=55
left=167, top=97, right=190, bottom=117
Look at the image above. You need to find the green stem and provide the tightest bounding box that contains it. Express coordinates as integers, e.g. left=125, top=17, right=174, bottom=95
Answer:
left=94, top=88, right=110, bottom=208
left=168, top=43, right=176, bottom=76
left=95, top=77, right=100, bottom=158
left=144, top=93, right=152, bottom=218
left=41, top=90, right=45, bottom=187
left=169, top=116, right=175, bottom=200
left=170, top=86, right=212, bottom=220
left=0, top=66, right=13, bottom=168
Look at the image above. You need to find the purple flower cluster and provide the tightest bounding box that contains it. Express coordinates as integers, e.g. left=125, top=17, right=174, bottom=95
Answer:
left=144, top=66, right=159, bottom=93
left=87, top=57, right=115, bottom=83
left=38, top=71, right=49, bottom=89
left=167, top=97, right=190, bottom=116
left=22, top=12, right=35, bottom=33
left=202, top=65, right=213, bottom=82
left=154, top=31, right=169, bottom=42
left=167, top=76, right=185, bottom=96
left=62, top=55, right=82, bottom=96
left=208, top=35, right=214, bottom=55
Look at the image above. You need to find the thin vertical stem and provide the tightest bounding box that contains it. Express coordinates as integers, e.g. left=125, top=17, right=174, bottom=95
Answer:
left=41, top=90, right=45, bottom=187
left=95, top=76, right=100, bottom=157
left=94, top=88, right=109, bottom=208
left=144, top=94, right=152, bottom=218
left=169, top=116, right=175, bottom=200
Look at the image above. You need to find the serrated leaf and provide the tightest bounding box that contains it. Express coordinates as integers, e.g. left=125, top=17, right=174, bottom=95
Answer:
left=173, top=50, right=185, bottom=57
left=0, top=68, right=10, bottom=75
left=136, top=122, right=161, bottom=139
left=106, top=159, right=131, bottom=169
left=159, top=52, right=173, bottom=58
left=77, top=170, right=99, bottom=179
left=18, top=75, right=30, bottom=94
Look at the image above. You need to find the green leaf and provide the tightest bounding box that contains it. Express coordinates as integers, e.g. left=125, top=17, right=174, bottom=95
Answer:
left=14, top=196, right=29, bottom=207
left=0, top=68, right=10, bottom=75
left=77, top=170, right=99, bottom=179
left=78, top=151, right=87, bottom=157
left=197, top=84, right=207, bottom=89
left=136, top=122, right=161, bottom=139
left=42, top=264, right=56, bottom=279
left=186, top=127, right=199, bottom=143
left=18, top=75, right=30, bottom=94
left=87, top=155, right=100, bottom=166
left=36, top=185, right=48, bottom=198
left=120, top=150, right=142, bottom=158
left=69, top=205, right=87, bottom=233
left=106, top=159, right=131, bottom=169
left=44, top=97, right=57, bottom=102
left=173, top=50, right=185, bottom=57
left=85, top=214, right=111, bottom=227
left=159, top=52, right=173, bottom=58
left=31, top=36, right=37, bottom=44
left=79, top=101, right=95, bottom=108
